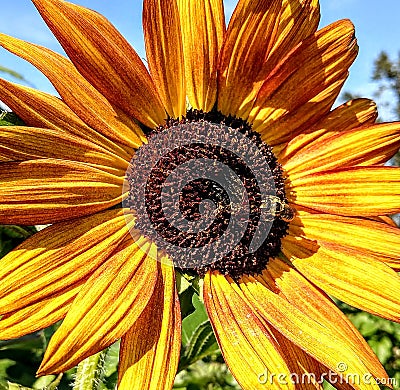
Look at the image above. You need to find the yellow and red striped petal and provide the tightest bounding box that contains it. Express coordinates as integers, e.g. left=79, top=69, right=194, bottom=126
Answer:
left=0, top=126, right=129, bottom=173
left=237, top=274, right=380, bottom=390
left=0, top=159, right=124, bottom=224
left=290, top=213, right=400, bottom=269
left=32, top=0, right=166, bottom=128
left=249, top=20, right=357, bottom=146
left=0, top=282, right=82, bottom=340
left=118, top=259, right=181, bottom=390
left=279, top=98, right=378, bottom=162
left=0, top=209, right=132, bottom=313
left=266, top=0, right=320, bottom=73
left=0, top=78, right=135, bottom=157
left=217, top=0, right=282, bottom=117
left=38, top=238, right=158, bottom=375
left=204, top=271, right=295, bottom=390
left=0, top=33, right=144, bottom=147
left=177, top=0, right=225, bottom=111
left=284, top=122, right=400, bottom=179
left=289, top=166, right=400, bottom=216
left=264, top=258, right=387, bottom=380
left=143, top=0, right=186, bottom=118
left=283, top=233, right=400, bottom=323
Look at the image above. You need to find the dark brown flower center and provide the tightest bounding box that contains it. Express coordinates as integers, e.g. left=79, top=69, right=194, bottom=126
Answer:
left=126, top=110, right=292, bottom=278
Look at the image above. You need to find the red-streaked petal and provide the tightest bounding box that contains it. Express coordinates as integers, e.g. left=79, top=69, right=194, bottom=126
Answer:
left=177, top=0, right=225, bottom=111
left=38, top=238, right=158, bottom=375
left=283, top=233, right=400, bottom=323
left=290, top=212, right=400, bottom=269
left=264, top=258, right=388, bottom=380
left=289, top=166, right=400, bottom=216
left=0, top=33, right=144, bottom=147
left=32, top=0, right=166, bottom=128
left=237, top=273, right=381, bottom=390
left=284, top=122, right=400, bottom=179
left=118, top=260, right=181, bottom=390
left=0, top=209, right=132, bottom=314
left=279, top=98, right=378, bottom=162
left=0, top=126, right=129, bottom=173
left=143, top=0, right=186, bottom=118
left=204, top=271, right=295, bottom=390
left=0, top=78, right=136, bottom=156
left=0, top=159, right=124, bottom=224
left=249, top=20, right=357, bottom=146
left=217, top=0, right=282, bottom=117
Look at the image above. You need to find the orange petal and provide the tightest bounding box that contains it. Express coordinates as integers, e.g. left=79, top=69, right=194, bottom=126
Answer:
left=0, top=33, right=145, bottom=147
left=118, top=260, right=181, bottom=390
left=282, top=233, right=400, bottom=322
left=143, top=0, right=186, bottom=118
left=284, top=122, right=400, bottom=179
left=279, top=98, right=378, bottom=162
left=291, top=212, right=400, bottom=269
left=218, top=0, right=320, bottom=119
left=204, top=271, right=295, bottom=390
left=0, top=281, right=82, bottom=340
left=32, top=0, right=166, bottom=128
left=264, top=258, right=387, bottom=380
left=237, top=273, right=381, bottom=390
left=0, top=209, right=132, bottom=313
left=177, top=0, right=225, bottom=111
left=266, top=0, right=320, bottom=73
left=289, top=166, right=400, bottom=216
left=0, top=126, right=129, bottom=173
left=249, top=20, right=357, bottom=146
left=217, top=0, right=282, bottom=117
left=0, top=159, right=124, bottom=224
left=38, top=238, right=158, bottom=375
left=0, top=77, right=136, bottom=156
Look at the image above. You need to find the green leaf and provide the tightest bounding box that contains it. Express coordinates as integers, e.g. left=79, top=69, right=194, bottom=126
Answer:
left=180, top=295, right=219, bottom=371
left=181, top=294, right=209, bottom=345
left=0, top=111, right=25, bottom=126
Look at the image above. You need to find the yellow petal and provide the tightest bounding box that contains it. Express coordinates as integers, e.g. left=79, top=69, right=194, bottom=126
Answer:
left=0, top=126, right=129, bottom=173
left=284, top=122, right=400, bottom=180
left=143, top=0, right=186, bottom=118
left=0, top=209, right=132, bottom=313
left=265, top=258, right=387, bottom=380
left=283, top=233, right=400, bottom=323
left=204, top=271, right=296, bottom=390
left=291, top=212, right=400, bottom=269
left=0, top=33, right=144, bottom=147
left=32, top=0, right=166, bottom=128
left=238, top=273, right=380, bottom=390
left=279, top=98, right=378, bottom=162
left=289, top=166, right=400, bottom=216
left=217, top=0, right=282, bottom=117
left=177, top=0, right=225, bottom=111
left=38, top=238, right=158, bottom=375
left=0, top=282, right=82, bottom=339
left=0, top=78, right=136, bottom=155
left=249, top=20, right=357, bottom=145
left=0, top=159, right=124, bottom=224
left=118, top=260, right=181, bottom=390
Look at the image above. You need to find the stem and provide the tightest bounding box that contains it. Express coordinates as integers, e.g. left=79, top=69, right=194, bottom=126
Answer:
left=73, top=351, right=107, bottom=390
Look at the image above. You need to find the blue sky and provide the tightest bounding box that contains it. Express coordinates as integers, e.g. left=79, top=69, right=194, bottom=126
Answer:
left=1, top=0, right=399, bottom=120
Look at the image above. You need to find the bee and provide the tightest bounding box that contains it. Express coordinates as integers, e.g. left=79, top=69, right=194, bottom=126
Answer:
left=260, top=196, right=295, bottom=222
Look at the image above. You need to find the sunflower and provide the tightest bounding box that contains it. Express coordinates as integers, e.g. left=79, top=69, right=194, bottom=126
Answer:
left=0, top=0, right=400, bottom=389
